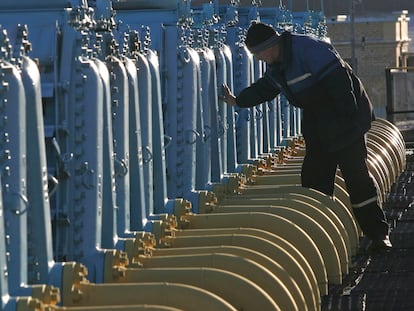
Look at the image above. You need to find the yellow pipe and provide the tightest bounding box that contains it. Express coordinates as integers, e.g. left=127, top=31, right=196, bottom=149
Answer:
left=217, top=202, right=349, bottom=271
left=163, top=232, right=324, bottom=298
left=266, top=166, right=302, bottom=174
left=251, top=173, right=302, bottom=186
left=201, top=206, right=346, bottom=279
left=367, top=150, right=391, bottom=191
left=217, top=191, right=354, bottom=256
left=217, top=186, right=360, bottom=255
left=371, top=121, right=405, bottom=169
left=150, top=245, right=318, bottom=311
left=333, top=175, right=353, bottom=212
left=166, top=227, right=325, bottom=297
left=47, top=304, right=183, bottom=310
left=108, top=267, right=280, bottom=311
left=366, top=156, right=387, bottom=201
left=180, top=212, right=341, bottom=284
left=368, top=129, right=405, bottom=176
left=367, top=131, right=403, bottom=180
left=221, top=185, right=359, bottom=239
left=137, top=252, right=300, bottom=311
left=373, top=118, right=406, bottom=149
left=169, top=227, right=321, bottom=307
left=61, top=263, right=237, bottom=311
left=238, top=183, right=352, bottom=214
left=367, top=138, right=397, bottom=185
left=369, top=128, right=405, bottom=169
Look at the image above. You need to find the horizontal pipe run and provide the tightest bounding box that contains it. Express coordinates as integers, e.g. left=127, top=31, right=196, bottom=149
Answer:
left=180, top=212, right=333, bottom=288
left=63, top=281, right=236, bottom=310
left=218, top=185, right=360, bottom=254
left=108, top=267, right=280, bottom=311
left=150, top=245, right=318, bottom=310
left=45, top=304, right=184, bottom=310
left=137, top=252, right=300, bottom=311
left=164, top=231, right=324, bottom=297
left=217, top=192, right=354, bottom=256
left=212, top=203, right=349, bottom=274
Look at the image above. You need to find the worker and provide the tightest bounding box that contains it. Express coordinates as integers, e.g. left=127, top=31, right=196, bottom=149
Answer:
left=220, top=21, right=392, bottom=253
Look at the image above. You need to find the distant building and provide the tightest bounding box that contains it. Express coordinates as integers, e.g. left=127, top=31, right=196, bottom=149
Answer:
left=326, top=11, right=411, bottom=117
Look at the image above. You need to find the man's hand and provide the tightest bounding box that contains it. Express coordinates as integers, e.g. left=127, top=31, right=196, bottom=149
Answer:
left=220, top=84, right=237, bottom=106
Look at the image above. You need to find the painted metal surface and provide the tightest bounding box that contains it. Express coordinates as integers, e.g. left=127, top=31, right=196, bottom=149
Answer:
left=0, top=1, right=408, bottom=310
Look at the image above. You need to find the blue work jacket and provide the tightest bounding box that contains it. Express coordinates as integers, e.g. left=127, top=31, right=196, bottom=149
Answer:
left=236, top=31, right=375, bottom=152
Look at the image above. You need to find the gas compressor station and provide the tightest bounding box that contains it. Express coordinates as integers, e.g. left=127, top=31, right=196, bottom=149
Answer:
left=0, top=0, right=413, bottom=310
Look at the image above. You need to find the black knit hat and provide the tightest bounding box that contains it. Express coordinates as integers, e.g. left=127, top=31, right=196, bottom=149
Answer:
left=245, top=22, right=280, bottom=53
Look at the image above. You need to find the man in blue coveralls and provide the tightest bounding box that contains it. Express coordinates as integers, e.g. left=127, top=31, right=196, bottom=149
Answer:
left=221, top=21, right=392, bottom=253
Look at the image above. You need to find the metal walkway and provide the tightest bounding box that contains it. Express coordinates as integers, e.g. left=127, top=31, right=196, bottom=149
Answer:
left=323, top=150, right=414, bottom=311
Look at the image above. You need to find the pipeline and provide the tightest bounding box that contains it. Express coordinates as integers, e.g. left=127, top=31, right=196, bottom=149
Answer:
left=0, top=0, right=408, bottom=310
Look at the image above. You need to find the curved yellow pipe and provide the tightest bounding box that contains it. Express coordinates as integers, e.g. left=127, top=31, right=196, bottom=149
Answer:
left=66, top=282, right=238, bottom=311
left=61, top=264, right=236, bottom=311
left=181, top=212, right=342, bottom=284
left=150, top=245, right=317, bottom=311
left=217, top=197, right=351, bottom=263
left=109, top=267, right=280, bottom=311
left=163, top=232, right=323, bottom=298
left=175, top=213, right=326, bottom=292
left=367, top=138, right=397, bottom=185
left=220, top=192, right=352, bottom=253
left=254, top=168, right=352, bottom=216
left=367, top=149, right=391, bottom=191
left=371, top=121, right=405, bottom=170
left=333, top=175, right=353, bottom=212
left=181, top=210, right=340, bottom=283
left=203, top=206, right=346, bottom=279
left=265, top=166, right=302, bottom=175
left=368, top=128, right=405, bottom=173
left=218, top=188, right=359, bottom=255
left=238, top=183, right=353, bottom=216
left=251, top=173, right=302, bottom=186
left=45, top=304, right=184, bottom=310
left=138, top=252, right=300, bottom=311
left=373, top=118, right=405, bottom=151
left=171, top=227, right=321, bottom=304
left=366, top=156, right=387, bottom=201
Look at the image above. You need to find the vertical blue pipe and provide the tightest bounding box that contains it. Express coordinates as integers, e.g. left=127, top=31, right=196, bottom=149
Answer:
left=146, top=50, right=169, bottom=213
left=124, top=56, right=146, bottom=230
left=106, top=55, right=131, bottom=236
left=54, top=26, right=103, bottom=261
left=164, top=26, right=199, bottom=199
left=222, top=44, right=237, bottom=173
left=227, top=26, right=255, bottom=164
left=0, top=57, right=27, bottom=295
left=22, top=55, right=55, bottom=284
left=0, top=176, right=10, bottom=308
left=203, top=48, right=222, bottom=183
left=94, top=57, right=118, bottom=250
left=253, top=59, right=265, bottom=157
left=214, top=46, right=228, bottom=175
left=194, top=49, right=206, bottom=191
left=135, top=52, right=154, bottom=222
